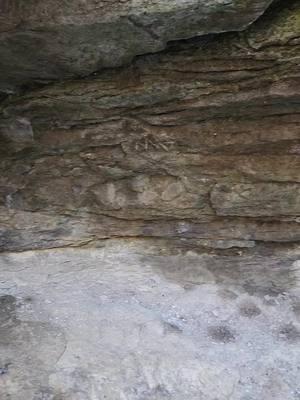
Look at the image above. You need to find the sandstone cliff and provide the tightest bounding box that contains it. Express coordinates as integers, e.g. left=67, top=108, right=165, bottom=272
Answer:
left=0, top=0, right=299, bottom=253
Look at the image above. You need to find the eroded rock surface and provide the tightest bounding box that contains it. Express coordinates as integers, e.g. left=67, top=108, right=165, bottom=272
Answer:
left=1, top=3, right=300, bottom=399
left=0, top=242, right=300, bottom=400
left=0, top=0, right=299, bottom=252
left=0, top=0, right=274, bottom=92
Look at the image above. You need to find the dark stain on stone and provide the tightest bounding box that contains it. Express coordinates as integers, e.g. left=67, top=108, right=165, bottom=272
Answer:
left=239, top=302, right=261, bottom=318
left=0, top=295, right=17, bottom=325
left=183, top=283, right=196, bottom=291
left=0, top=230, right=31, bottom=252
left=130, top=383, right=171, bottom=399
left=0, top=364, right=10, bottom=376
left=0, top=295, right=20, bottom=347
left=263, top=296, right=278, bottom=306
left=24, top=296, right=33, bottom=303
left=218, top=289, right=238, bottom=300
left=147, top=384, right=171, bottom=398
left=278, top=323, right=300, bottom=343
left=207, top=325, right=236, bottom=343
left=163, top=321, right=183, bottom=334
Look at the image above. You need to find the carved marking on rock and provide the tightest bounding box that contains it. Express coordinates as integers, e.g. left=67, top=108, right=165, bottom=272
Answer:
left=134, top=135, right=176, bottom=152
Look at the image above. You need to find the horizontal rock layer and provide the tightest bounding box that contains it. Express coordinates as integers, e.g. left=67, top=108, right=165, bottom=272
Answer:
left=0, top=0, right=273, bottom=92
left=0, top=0, right=300, bottom=252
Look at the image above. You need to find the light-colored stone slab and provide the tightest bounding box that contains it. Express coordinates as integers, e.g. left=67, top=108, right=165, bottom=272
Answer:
left=0, top=241, right=300, bottom=399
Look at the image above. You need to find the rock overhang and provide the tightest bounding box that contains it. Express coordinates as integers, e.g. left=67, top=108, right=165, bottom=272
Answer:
left=0, top=0, right=274, bottom=93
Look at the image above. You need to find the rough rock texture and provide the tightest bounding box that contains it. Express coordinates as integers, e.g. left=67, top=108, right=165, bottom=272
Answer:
left=1, top=2, right=300, bottom=399
left=0, top=0, right=300, bottom=253
left=0, top=242, right=300, bottom=400
left=0, top=0, right=274, bottom=93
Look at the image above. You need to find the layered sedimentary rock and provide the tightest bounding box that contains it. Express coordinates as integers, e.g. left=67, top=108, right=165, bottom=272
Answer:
left=0, top=0, right=273, bottom=93
left=0, top=0, right=299, bottom=252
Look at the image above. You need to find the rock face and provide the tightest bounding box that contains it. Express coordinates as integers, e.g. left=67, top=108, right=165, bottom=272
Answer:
left=0, top=0, right=273, bottom=92
left=2, top=4, right=300, bottom=398
left=0, top=0, right=300, bottom=252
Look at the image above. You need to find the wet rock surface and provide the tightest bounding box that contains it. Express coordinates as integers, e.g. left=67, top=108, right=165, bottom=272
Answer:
left=0, top=241, right=299, bottom=399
